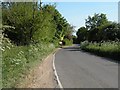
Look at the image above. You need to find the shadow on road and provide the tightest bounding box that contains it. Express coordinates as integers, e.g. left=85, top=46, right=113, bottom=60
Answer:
left=63, top=46, right=120, bottom=64
left=63, top=46, right=81, bottom=51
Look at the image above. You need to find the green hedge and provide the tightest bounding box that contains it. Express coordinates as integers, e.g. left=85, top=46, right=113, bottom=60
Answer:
left=80, top=41, right=120, bottom=61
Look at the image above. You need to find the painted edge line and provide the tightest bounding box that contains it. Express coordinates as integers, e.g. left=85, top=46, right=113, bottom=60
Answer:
left=53, top=53, right=64, bottom=89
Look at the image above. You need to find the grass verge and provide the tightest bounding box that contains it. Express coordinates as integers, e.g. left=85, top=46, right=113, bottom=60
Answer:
left=2, top=37, right=55, bottom=88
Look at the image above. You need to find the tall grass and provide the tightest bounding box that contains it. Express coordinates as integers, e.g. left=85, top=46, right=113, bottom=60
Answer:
left=2, top=37, right=55, bottom=88
left=80, top=41, right=120, bottom=61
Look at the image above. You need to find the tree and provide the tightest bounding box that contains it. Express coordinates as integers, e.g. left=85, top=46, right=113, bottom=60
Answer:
left=85, top=13, right=109, bottom=42
left=32, top=4, right=56, bottom=43
left=85, top=13, right=108, bottom=30
left=2, top=2, right=74, bottom=46
left=2, top=2, right=37, bottom=45
left=72, top=35, right=78, bottom=44
left=77, top=13, right=120, bottom=42
left=76, top=27, right=88, bottom=43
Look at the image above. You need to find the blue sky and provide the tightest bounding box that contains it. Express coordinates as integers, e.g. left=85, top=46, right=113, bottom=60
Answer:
left=42, top=2, right=118, bottom=33
left=56, top=2, right=118, bottom=30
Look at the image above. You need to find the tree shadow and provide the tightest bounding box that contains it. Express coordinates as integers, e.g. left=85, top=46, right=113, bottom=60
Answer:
left=80, top=50, right=120, bottom=64
left=63, top=46, right=81, bottom=51
left=63, top=46, right=120, bottom=64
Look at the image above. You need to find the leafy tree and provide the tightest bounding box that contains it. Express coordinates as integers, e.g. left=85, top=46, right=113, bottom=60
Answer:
left=85, top=13, right=109, bottom=42
left=77, top=13, right=120, bottom=42
left=76, top=27, right=88, bottom=43
left=2, top=2, right=74, bottom=46
left=72, top=35, right=78, bottom=44
left=2, top=2, right=37, bottom=45
left=85, top=13, right=108, bottom=30
left=32, top=4, right=56, bottom=43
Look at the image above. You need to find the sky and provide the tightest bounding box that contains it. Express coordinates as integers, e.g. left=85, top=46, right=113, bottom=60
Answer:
left=55, top=2, right=118, bottom=31
left=1, top=1, right=119, bottom=35
left=2, top=1, right=117, bottom=33
left=42, top=1, right=118, bottom=34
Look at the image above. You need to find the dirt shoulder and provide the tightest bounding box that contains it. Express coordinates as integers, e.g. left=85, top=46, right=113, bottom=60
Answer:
left=17, top=49, right=59, bottom=88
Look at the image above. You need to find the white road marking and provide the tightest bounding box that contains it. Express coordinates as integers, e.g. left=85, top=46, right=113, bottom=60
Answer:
left=53, top=53, right=64, bottom=89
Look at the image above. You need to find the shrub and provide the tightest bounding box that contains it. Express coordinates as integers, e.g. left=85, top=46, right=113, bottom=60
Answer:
left=63, top=39, right=73, bottom=46
left=80, top=41, right=120, bottom=61
left=80, top=40, right=89, bottom=49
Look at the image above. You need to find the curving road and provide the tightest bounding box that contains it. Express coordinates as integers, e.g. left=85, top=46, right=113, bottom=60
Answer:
left=54, top=45, right=118, bottom=88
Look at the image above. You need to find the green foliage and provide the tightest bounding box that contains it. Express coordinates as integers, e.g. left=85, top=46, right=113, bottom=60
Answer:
left=80, top=41, right=120, bottom=61
left=2, top=36, right=55, bottom=88
left=2, top=2, right=74, bottom=88
left=2, top=2, right=35, bottom=45
left=80, top=41, right=89, bottom=49
left=76, top=13, right=120, bottom=42
left=85, top=13, right=109, bottom=42
left=85, top=13, right=108, bottom=30
left=76, top=27, right=88, bottom=43
left=63, top=38, right=73, bottom=46
left=72, top=35, right=78, bottom=44
left=2, top=2, right=73, bottom=45
left=32, top=4, right=56, bottom=43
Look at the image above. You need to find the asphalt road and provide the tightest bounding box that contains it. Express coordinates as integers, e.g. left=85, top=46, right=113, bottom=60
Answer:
left=54, top=46, right=118, bottom=88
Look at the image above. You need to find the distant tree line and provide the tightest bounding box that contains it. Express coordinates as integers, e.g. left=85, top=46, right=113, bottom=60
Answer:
left=76, top=13, right=120, bottom=43
left=2, top=2, right=74, bottom=46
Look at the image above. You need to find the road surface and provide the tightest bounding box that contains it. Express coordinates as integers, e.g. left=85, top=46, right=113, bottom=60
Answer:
left=54, top=46, right=118, bottom=88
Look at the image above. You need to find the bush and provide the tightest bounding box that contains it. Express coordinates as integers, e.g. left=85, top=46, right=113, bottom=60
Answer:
left=63, top=39, right=73, bottom=46
left=80, top=41, right=120, bottom=61
left=80, top=41, right=89, bottom=49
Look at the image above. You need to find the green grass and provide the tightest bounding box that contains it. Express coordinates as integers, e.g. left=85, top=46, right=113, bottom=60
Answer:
left=2, top=37, right=55, bottom=88
left=80, top=41, right=120, bottom=61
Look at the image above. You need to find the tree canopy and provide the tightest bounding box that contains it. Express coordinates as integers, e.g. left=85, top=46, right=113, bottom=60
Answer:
left=2, top=2, right=74, bottom=46
left=76, top=13, right=120, bottom=42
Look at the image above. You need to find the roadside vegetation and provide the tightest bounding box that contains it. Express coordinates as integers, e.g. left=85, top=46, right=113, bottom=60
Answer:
left=75, top=13, right=120, bottom=61
left=80, top=41, right=120, bottom=61
left=1, top=2, right=74, bottom=88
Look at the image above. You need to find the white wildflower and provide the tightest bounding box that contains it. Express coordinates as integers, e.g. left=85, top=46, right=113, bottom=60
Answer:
left=0, top=47, right=5, bottom=51
left=15, top=62, right=19, bottom=65
left=6, top=46, right=10, bottom=49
